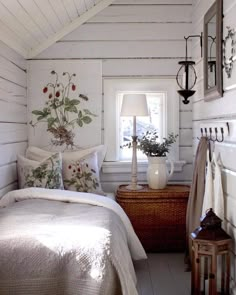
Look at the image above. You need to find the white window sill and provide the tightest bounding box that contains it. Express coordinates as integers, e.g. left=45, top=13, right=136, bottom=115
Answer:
left=102, top=160, right=186, bottom=174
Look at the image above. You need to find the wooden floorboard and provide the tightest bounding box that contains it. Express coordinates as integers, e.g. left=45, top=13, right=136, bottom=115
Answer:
left=134, top=253, right=191, bottom=295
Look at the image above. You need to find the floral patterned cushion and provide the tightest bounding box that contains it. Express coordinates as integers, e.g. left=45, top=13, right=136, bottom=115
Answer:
left=17, top=153, right=64, bottom=189
left=63, top=152, right=105, bottom=195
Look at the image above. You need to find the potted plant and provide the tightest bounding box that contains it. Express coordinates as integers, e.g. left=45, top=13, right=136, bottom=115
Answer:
left=123, top=131, right=178, bottom=189
left=137, top=131, right=178, bottom=157
left=139, top=131, right=178, bottom=189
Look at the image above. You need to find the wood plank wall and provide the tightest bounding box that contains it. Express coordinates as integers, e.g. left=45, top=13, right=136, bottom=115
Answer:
left=192, top=0, right=236, bottom=293
left=33, top=0, right=193, bottom=191
left=0, top=41, right=27, bottom=198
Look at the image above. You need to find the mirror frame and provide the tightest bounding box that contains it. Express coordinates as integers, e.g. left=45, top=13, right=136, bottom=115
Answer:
left=203, top=0, right=223, bottom=101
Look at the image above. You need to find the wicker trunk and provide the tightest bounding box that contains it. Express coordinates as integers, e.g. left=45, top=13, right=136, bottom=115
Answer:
left=116, top=184, right=190, bottom=252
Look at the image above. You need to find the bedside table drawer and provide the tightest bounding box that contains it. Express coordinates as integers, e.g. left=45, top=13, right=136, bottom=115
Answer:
left=116, top=184, right=190, bottom=252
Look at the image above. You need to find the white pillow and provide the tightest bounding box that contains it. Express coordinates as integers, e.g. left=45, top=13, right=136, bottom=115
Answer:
left=63, top=152, right=105, bottom=195
left=26, top=146, right=53, bottom=162
left=26, top=145, right=106, bottom=170
left=17, top=154, right=64, bottom=190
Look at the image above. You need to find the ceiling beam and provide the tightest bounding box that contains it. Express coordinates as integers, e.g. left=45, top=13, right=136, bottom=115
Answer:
left=27, top=0, right=115, bottom=59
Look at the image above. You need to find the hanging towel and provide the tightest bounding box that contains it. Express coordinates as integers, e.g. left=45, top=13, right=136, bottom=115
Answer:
left=185, top=137, right=208, bottom=266
left=212, top=152, right=224, bottom=221
left=202, top=149, right=214, bottom=216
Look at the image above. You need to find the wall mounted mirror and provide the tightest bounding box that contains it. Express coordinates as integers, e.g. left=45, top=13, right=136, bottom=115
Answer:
left=203, top=0, right=223, bottom=101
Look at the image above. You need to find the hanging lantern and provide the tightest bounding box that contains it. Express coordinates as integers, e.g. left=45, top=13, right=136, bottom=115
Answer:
left=191, top=209, right=232, bottom=295
left=176, top=34, right=202, bottom=105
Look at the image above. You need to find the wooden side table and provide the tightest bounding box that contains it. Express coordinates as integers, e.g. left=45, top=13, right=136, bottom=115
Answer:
left=116, top=184, right=190, bottom=252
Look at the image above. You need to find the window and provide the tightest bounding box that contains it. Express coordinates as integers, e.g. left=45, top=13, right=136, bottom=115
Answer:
left=103, top=78, right=179, bottom=165
left=119, top=92, right=166, bottom=161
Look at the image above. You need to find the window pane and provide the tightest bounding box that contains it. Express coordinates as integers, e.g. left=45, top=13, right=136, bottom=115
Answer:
left=119, top=92, right=165, bottom=161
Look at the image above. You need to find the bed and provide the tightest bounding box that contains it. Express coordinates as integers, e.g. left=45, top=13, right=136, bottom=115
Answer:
left=0, top=188, right=146, bottom=295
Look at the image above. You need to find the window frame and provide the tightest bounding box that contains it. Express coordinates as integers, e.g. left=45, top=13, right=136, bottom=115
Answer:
left=103, top=78, right=180, bottom=164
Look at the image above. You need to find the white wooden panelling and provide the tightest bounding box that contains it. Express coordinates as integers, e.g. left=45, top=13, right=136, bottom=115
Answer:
left=103, top=59, right=180, bottom=77
left=192, top=0, right=214, bottom=27
left=0, top=142, right=27, bottom=167
left=86, top=0, right=96, bottom=9
left=63, top=23, right=191, bottom=41
left=179, top=128, right=193, bottom=146
left=0, top=44, right=27, bottom=195
left=0, top=89, right=26, bottom=106
left=18, top=0, right=55, bottom=38
left=192, top=78, right=204, bottom=103
left=0, top=163, right=17, bottom=189
left=0, top=124, right=27, bottom=145
left=180, top=146, right=193, bottom=163
left=226, top=195, right=236, bottom=229
left=0, top=57, right=26, bottom=87
left=88, top=5, right=192, bottom=23
left=49, top=0, right=71, bottom=24
left=222, top=169, right=236, bottom=199
left=180, top=97, right=192, bottom=111
left=61, top=0, right=79, bottom=21
left=0, top=182, right=17, bottom=199
left=37, top=40, right=185, bottom=59
left=0, top=41, right=26, bottom=70
left=0, top=101, right=27, bottom=123
left=192, top=89, right=236, bottom=121
left=0, top=20, right=28, bottom=58
left=35, top=1, right=62, bottom=33
left=0, top=1, right=39, bottom=48
left=180, top=111, right=192, bottom=128
left=73, top=0, right=87, bottom=15
left=0, top=79, right=26, bottom=97
left=0, top=0, right=46, bottom=41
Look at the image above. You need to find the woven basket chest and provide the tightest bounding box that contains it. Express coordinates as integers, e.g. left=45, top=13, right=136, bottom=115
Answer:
left=116, top=184, right=190, bottom=252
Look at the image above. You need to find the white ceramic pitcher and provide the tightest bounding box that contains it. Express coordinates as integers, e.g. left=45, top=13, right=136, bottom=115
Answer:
left=147, top=156, right=174, bottom=189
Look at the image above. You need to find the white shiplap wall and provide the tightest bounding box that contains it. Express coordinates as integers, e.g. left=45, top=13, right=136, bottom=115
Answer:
left=192, top=0, right=236, bottom=293
left=0, top=41, right=27, bottom=197
left=32, top=0, right=193, bottom=191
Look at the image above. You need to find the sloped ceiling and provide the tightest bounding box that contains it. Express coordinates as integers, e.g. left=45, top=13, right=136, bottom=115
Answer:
left=0, top=0, right=114, bottom=59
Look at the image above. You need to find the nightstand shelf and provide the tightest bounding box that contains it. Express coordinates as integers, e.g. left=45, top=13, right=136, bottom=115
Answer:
left=116, top=184, right=190, bottom=252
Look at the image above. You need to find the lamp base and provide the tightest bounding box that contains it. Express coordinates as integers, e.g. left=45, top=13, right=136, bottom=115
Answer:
left=125, top=184, right=143, bottom=191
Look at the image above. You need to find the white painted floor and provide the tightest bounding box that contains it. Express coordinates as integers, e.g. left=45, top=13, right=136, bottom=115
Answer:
left=134, top=253, right=191, bottom=295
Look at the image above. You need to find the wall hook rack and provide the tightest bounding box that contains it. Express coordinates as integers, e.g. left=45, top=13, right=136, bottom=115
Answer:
left=198, top=122, right=229, bottom=143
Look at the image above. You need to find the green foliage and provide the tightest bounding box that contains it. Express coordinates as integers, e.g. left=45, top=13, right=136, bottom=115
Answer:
left=123, top=131, right=178, bottom=157
left=138, top=131, right=178, bottom=157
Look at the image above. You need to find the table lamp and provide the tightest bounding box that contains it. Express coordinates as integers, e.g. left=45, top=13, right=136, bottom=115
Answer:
left=120, top=93, right=148, bottom=190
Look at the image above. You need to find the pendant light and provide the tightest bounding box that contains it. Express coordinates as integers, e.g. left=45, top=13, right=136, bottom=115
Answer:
left=176, top=34, right=202, bottom=104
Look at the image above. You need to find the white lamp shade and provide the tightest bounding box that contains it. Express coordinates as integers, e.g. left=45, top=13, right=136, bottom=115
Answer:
left=120, top=94, right=148, bottom=116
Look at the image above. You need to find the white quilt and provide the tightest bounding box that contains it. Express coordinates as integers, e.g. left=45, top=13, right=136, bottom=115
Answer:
left=0, top=188, right=147, bottom=295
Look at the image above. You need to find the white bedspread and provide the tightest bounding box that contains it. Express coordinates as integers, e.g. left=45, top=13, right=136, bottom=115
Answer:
left=0, top=188, right=147, bottom=295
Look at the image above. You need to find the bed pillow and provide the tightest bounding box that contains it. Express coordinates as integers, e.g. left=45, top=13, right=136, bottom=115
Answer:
left=63, top=152, right=105, bottom=195
left=17, top=153, right=64, bottom=190
left=26, top=146, right=54, bottom=162
left=26, top=145, right=106, bottom=170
